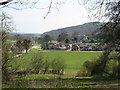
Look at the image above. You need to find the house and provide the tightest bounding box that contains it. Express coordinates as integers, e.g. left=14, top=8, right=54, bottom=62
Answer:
left=71, top=43, right=80, bottom=51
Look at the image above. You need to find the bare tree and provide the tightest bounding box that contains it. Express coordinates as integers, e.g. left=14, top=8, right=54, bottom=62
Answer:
left=82, top=0, right=120, bottom=25
left=0, top=0, right=67, bottom=18
left=82, top=0, right=120, bottom=77
left=0, top=0, right=13, bottom=5
left=0, top=0, right=40, bottom=10
left=0, top=12, right=15, bottom=82
left=80, top=0, right=120, bottom=49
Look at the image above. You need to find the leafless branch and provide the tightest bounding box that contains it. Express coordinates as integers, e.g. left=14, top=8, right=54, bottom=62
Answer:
left=44, top=0, right=52, bottom=19
left=0, top=0, right=40, bottom=10
left=0, top=0, right=13, bottom=5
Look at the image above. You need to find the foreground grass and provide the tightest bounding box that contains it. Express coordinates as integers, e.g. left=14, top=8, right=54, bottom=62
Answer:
left=3, top=74, right=120, bottom=88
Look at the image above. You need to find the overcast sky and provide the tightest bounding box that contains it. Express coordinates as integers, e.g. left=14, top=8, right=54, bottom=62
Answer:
left=2, top=0, right=99, bottom=34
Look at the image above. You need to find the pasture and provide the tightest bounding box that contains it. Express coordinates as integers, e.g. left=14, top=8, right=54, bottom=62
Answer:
left=41, top=51, right=101, bottom=73
left=10, top=51, right=101, bottom=75
left=4, top=51, right=120, bottom=88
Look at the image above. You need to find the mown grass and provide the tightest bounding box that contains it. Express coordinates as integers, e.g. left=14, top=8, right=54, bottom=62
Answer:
left=41, top=51, right=101, bottom=73
left=10, top=51, right=101, bottom=74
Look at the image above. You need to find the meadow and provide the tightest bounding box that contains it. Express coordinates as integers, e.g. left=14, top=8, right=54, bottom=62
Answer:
left=11, top=50, right=101, bottom=75
left=4, top=50, right=120, bottom=88
left=41, top=51, right=101, bottom=73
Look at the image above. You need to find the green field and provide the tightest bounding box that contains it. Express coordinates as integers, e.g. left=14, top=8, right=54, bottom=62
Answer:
left=41, top=51, right=101, bottom=73
left=11, top=51, right=101, bottom=75
left=5, top=51, right=120, bottom=88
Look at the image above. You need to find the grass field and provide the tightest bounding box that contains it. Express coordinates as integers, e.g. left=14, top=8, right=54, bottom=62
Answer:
left=11, top=51, right=101, bottom=75
left=41, top=51, right=101, bottom=73
left=5, top=51, right=120, bottom=88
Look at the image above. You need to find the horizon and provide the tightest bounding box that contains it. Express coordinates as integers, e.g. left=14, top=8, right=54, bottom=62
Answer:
left=13, top=21, right=100, bottom=34
left=2, top=0, right=101, bottom=34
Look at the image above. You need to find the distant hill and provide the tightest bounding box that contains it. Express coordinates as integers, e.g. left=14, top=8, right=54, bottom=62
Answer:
left=8, top=32, right=42, bottom=40
left=12, top=32, right=42, bottom=36
left=42, top=22, right=101, bottom=39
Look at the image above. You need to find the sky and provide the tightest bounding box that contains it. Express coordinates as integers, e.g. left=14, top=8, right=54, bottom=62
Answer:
left=1, top=0, right=99, bottom=34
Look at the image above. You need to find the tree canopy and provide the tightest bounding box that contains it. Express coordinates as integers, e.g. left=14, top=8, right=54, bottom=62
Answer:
left=57, top=32, right=69, bottom=42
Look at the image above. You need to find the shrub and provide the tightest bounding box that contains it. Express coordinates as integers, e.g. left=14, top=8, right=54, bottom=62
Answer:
left=76, top=59, right=101, bottom=77
left=83, top=59, right=108, bottom=76
left=106, top=59, right=120, bottom=77
left=51, top=57, right=65, bottom=75
left=82, top=52, right=120, bottom=77
left=42, top=57, right=51, bottom=74
left=31, top=53, right=44, bottom=74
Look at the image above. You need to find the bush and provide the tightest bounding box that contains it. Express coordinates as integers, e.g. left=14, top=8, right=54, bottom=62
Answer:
left=76, top=60, right=101, bottom=77
left=82, top=52, right=120, bottom=77
left=85, top=60, right=104, bottom=76
left=31, top=53, right=44, bottom=74
left=30, top=54, right=66, bottom=75
left=42, top=57, right=51, bottom=74
left=106, top=59, right=120, bottom=77
left=51, top=57, right=65, bottom=75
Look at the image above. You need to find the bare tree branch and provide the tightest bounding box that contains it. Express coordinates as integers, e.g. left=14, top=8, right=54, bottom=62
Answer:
left=0, top=0, right=40, bottom=10
left=44, top=0, right=52, bottom=19
left=0, top=0, right=13, bottom=5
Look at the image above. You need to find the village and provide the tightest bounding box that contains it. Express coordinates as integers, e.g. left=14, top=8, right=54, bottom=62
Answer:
left=43, top=41, right=101, bottom=51
left=39, top=34, right=103, bottom=51
left=39, top=34, right=120, bottom=51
